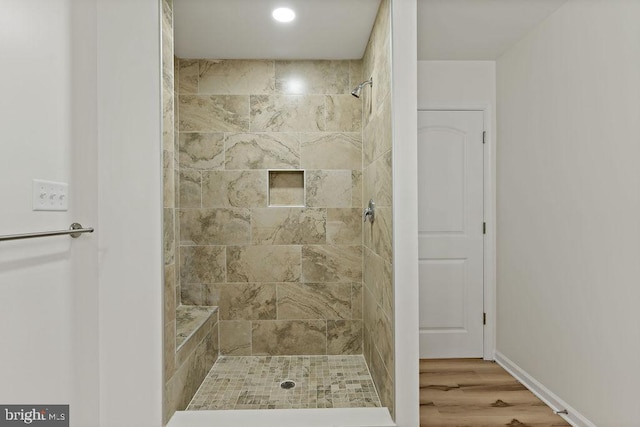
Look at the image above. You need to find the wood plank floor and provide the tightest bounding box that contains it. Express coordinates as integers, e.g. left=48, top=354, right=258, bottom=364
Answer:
left=420, top=359, right=571, bottom=427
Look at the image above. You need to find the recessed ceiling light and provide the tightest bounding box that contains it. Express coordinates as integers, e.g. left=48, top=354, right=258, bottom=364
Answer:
left=272, top=7, right=296, bottom=23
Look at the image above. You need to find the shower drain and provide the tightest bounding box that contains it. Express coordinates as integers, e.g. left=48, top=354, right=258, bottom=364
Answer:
left=280, top=380, right=296, bottom=390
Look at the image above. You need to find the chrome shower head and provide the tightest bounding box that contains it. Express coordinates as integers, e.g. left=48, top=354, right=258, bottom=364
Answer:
left=351, top=78, right=373, bottom=98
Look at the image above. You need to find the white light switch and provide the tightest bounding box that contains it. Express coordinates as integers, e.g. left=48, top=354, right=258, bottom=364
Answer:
left=33, top=179, right=68, bottom=211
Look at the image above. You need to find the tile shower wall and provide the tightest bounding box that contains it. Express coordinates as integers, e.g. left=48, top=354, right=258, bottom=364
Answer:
left=162, top=0, right=177, bottom=392
left=176, top=58, right=364, bottom=357
left=162, top=0, right=219, bottom=423
left=361, top=0, right=394, bottom=415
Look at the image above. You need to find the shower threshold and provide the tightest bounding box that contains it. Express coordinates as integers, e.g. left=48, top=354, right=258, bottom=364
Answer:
left=167, top=407, right=395, bottom=427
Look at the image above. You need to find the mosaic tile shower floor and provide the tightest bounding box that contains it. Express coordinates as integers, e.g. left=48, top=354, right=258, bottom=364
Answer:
left=187, top=355, right=382, bottom=410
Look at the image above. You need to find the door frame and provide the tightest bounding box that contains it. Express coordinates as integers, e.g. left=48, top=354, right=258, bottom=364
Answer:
left=417, top=104, right=496, bottom=361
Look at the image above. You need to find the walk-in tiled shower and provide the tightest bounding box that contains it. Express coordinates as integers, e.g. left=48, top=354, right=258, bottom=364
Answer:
left=161, top=0, right=394, bottom=423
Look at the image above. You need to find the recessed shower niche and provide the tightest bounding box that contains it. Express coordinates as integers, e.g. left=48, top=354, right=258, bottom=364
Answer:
left=161, top=0, right=395, bottom=424
left=269, top=170, right=305, bottom=207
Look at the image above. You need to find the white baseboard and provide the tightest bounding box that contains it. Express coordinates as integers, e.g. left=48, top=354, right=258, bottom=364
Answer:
left=494, top=351, right=596, bottom=427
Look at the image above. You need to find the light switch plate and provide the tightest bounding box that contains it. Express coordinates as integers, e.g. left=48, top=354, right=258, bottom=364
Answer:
left=33, top=179, right=68, bottom=211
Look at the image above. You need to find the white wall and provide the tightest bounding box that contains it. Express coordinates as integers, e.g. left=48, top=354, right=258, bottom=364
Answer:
left=96, top=0, right=163, bottom=426
left=391, top=0, right=419, bottom=426
left=0, top=2, right=99, bottom=425
left=418, top=61, right=495, bottom=108
left=497, top=1, right=640, bottom=425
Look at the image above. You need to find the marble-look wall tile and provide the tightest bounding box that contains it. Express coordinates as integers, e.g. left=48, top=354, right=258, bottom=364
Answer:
left=372, top=35, right=391, bottom=114
left=225, top=133, right=300, bottom=170
left=302, top=245, right=362, bottom=283
left=277, top=283, right=351, bottom=320
left=252, top=320, right=327, bottom=355
left=252, top=208, right=326, bottom=245
left=161, top=0, right=173, bottom=52
left=174, top=166, right=180, bottom=212
left=219, top=320, right=252, bottom=356
left=363, top=93, right=392, bottom=165
left=163, top=87, right=175, bottom=152
left=175, top=283, right=182, bottom=307
left=363, top=248, right=393, bottom=321
left=165, top=323, right=218, bottom=421
left=162, top=0, right=176, bottom=336
left=362, top=0, right=391, bottom=123
left=202, top=171, right=267, bottom=208
left=371, top=345, right=394, bottom=416
left=179, top=170, right=201, bottom=208
left=269, top=171, right=305, bottom=206
left=180, top=283, right=203, bottom=306
left=174, top=54, right=179, bottom=94
left=199, top=60, right=275, bottom=95
left=173, top=229, right=180, bottom=282
left=327, top=208, right=362, bottom=245
left=178, top=132, right=225, bottom=170
left=352, top=170, right=363, bottom=209
left=326, top=96, right=362, bottom=132
left=179, top=95, right=250, bottom=132
left=165, top=264, right=176, bottom=323
left=164, top=151, right=175, bottom=208
left=300, top=133, right=362, bottom=170
left=164, top=208, right=175, bottom=265
left=180, top=283, right=222, bottom=307
left=219, top=283, right=277, bottom=320
left=369, top=150, right=392, bottom=207
left=227, top=245, right=301, bottom=283
left=179, top=246, right=226, bottom=284
left=363, top=283, right=378, bottom=331
left=250, top=95, right=325, bottom=132
left=306, top=170, right=352, bottom=208
left=179, top=208, right=251, bottom=245
left=174, top=58, right=367, bottom=358
left=174, top=61, right=180, bottom=152
left=165, top=306, right=218, bottom=422
left=363, top=322, right=372, bottom=367
left=178, top=59, right=199, bottom=94
left=373, top=207, right=393, bottom=263
left=363, top=247, right=383, bottom=305
left=364, top=42, right=390, bottom=121
left=164, top=320, right=176, bottom=381
left=351, top=283, right=363, bottom=320
left=375, top=306, right=394, bottom=375
left=327, top=320, right=362, bottom=355
left=275, top=60, right=349, bottom=95
left=203, top=283, right=221, bottom=306
left=211, top=319, right=220, bottom=357
left=361, top=0, right=394, bottom=412
left=176, top=313, right=215, bottom=365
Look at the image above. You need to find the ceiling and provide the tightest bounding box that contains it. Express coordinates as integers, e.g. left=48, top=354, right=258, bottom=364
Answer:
left=174, top=0, right=568, bottom=61
left=417, top=0, right=567, bottom=60
left=173, top=0, right=382, bottom=60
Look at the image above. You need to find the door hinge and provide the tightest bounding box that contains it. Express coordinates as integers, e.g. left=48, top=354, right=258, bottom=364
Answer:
left=483, top=312, right=487, bottom=325
left=483, top=222, right=486, bottom=234
left=482, top=131, right=486, bottom=144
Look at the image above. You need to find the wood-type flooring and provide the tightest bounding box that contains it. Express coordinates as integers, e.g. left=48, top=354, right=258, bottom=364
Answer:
left=420, top=359, right=571, bottom=427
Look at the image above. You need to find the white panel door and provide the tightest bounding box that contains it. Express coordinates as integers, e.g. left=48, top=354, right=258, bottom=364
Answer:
left=418, top=111, right=484, bottom=358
